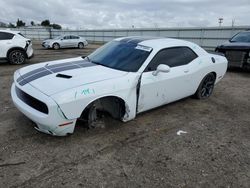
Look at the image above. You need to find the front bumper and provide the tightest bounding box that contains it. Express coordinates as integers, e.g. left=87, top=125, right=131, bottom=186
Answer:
left=216, top=48, right=250, bottom=68
left=11, top=83, right=77, bottom=136
left=42, top=42, right=51, bottom=49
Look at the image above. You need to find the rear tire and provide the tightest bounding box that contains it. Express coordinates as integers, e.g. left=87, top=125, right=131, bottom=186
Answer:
left=53, top=43, right=60, bottom=50
left=194, top=73, right=216, bottom=99
left=8, top=50, right=26, bottom=65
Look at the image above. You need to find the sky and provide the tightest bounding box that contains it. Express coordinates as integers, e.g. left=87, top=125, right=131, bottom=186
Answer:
left=0, top=0, right=249, bottom=29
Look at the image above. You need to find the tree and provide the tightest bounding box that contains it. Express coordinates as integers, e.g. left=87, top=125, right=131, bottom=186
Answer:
left=8, top=23, right=16, bottom=28
left=52, top=23, right=62, bottom=30
left=0, top=22, right=7, bottom=27
left=31, top=21, right=35, bottom=26
left=16, top=19, right=25, bottom=27
left=41, top=19, right=50, bottom=27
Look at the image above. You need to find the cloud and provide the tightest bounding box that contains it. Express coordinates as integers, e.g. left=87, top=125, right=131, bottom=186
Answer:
left=0, top=0, right=249, bottom=29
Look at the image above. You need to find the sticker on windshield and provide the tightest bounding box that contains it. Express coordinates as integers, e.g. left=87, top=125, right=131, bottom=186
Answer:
left=135, top=45, right=152, bottom=52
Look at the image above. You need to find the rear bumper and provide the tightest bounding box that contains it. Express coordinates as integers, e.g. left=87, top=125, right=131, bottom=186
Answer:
left=26, top=44, right=34, bottom=59
left=11, top=83, right=77, bottom=136
left=27, top=53, right=34, bottom=59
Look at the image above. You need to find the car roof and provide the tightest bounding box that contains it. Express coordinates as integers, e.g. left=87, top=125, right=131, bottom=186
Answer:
left=116, top=36, right=198, bottom=49
left=60, top=34, right=79, bottom=37
left=115, top=36, right=207, bottom=56
left=0, top=29, right=20, bottom=34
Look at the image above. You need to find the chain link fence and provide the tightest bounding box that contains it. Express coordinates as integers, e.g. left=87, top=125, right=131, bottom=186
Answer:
left=4, top=26, right=250, bottom=50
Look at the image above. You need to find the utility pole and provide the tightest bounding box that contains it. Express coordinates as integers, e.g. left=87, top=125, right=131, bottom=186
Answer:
left=231, top=19, right=235, bottom=27
left=218, top=18, right=223, bottom=27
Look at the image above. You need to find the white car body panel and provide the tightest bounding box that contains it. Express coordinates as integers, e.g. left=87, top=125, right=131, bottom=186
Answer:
left=11, top=37, right=228, bottom=136
left=138, top=54, right=226, bottom=112
left=0, top=29, right=33, bottom=59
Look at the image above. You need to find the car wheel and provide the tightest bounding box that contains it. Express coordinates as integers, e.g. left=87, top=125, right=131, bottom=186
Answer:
left=8, top=50, right=26, bottom=65
left=195, top=73, right=216, bottom=99
left=53, top=43, right=60, bottom=50
left=87, top=104, right=105, bottom=129
left=78, top=42, right=84, bottom=49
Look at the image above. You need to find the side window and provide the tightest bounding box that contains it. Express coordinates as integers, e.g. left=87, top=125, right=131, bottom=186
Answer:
left=0, top=32, right=14, bottom=40
left=73, top=36, right=79, bottom=39
left=145, top=47, right=198, bottom=72
left=63, top=36, right=70, bottom=40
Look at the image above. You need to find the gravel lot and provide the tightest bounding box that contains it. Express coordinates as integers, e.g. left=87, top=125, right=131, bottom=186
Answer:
left=0, top=41, right=250, bottom=188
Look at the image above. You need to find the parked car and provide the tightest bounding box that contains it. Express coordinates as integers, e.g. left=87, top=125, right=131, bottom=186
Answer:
left=11, top=37, right=227, bottom=136
left=0, top=30, right=33, bottom=64
left=215, top=31, right=250, bottom=69
left=42, top=35, right=88, bottom=49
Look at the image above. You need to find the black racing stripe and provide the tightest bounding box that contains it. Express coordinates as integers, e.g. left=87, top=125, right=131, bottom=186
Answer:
left=19, top=70, right=52, bottom=86
left=76, top=62, right=96, bottom=68
left=74, top=60, right=88, bottom=65
left=46, top=60, right=87, bottom=69
left=120, top=37, right=137, bottom=43
left=17, top=61, right=96, bottom=86
left=17, top=67, right=47, bottom=82
left=120, top=36, right=160, bottom=44
left=129, top=38, right=145, bottom=44
left=48, top=62, right=96, bottom=73
left=17, top=60, right=88, bottom=83
left=49, top=64, right=79, bottom=73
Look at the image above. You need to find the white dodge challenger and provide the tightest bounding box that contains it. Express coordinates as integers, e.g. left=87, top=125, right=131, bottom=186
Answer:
left=11, top=37, right=228, bottom=136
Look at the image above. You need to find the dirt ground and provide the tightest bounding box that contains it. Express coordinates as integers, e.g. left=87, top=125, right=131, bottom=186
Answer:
left=0, top=41, right=249, bottom=188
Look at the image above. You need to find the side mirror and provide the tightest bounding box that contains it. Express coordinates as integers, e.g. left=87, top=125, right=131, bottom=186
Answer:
left=152, top=64, right=170, bottom=76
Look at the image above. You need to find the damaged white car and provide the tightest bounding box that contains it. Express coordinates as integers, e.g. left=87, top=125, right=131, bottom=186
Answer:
left=11, top=37, right=228, bottom=136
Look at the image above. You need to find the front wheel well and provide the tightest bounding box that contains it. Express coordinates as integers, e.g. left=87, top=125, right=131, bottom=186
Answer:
left=211, top=71, right=217, bottom=80
left=79, top=96, right=126, bottom=122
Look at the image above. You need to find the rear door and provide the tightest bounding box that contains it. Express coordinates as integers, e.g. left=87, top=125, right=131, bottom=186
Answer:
left=71, top=35, right=80, bottom=47
left=137, top=47, right=199, bottom=113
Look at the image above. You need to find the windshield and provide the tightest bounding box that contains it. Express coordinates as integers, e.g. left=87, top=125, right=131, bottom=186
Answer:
left=54, top=36, right=62, bottom=39
left=88, top=41, right=152, bottom=72
left=230, top=32, right=250, bottom=43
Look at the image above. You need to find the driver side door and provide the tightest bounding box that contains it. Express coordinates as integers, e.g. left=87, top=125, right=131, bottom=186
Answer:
left=137, top=47, right=198, bottom=113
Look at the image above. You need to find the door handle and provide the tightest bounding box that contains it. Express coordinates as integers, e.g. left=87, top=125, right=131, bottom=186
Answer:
left=184, top=70, right=189, bottom=73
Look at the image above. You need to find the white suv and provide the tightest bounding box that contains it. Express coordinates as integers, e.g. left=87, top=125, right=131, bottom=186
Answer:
left=0, top=30, right=33, bottom=64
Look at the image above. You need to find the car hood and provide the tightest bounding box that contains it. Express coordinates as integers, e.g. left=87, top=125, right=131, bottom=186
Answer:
left=217, top=41, right=250, bottom=50
left=17, top=57, right=128, bottom=96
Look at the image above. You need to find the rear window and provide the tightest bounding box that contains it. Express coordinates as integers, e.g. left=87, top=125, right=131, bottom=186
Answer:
left=0, top=32, right=14, bottom=40
left=18, top=33, right=26, bottom=38
left=71, top=35, right=79, bottom=39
